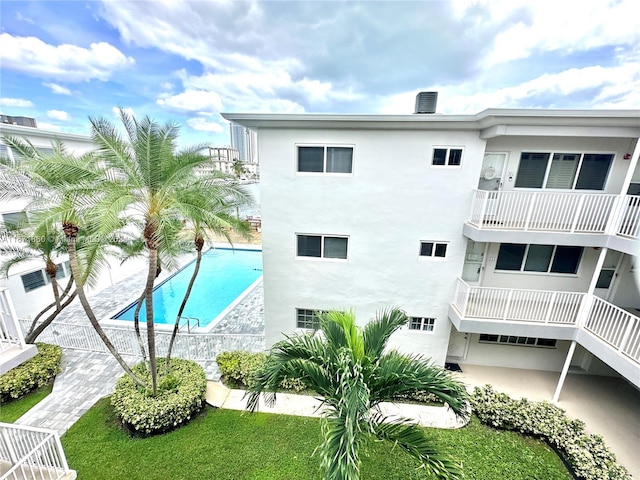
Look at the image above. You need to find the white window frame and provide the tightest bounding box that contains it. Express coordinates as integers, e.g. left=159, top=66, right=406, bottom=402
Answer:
left=296, top=144, right=354, bottom=175
left=495, top=244, right=583, bottom=275
left=514, top=150, right=614, bottom=191
left=419, top=241, right=448, bottom=259
left=295, top=308, right=325, bottom=330
left=409, top=317, right=435, bottom=332
left=21, top=270, right=47, bottom=292
left=431, top=147, right=464, bottom=168
left=296, top=234, right=349, bottom=260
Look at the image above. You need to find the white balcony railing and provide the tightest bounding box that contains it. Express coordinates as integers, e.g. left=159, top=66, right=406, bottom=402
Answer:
left=0, top=423, right=74, bottom=480
left=453, top=280, right=584, bottom=324
left=586, top=297, right=640, bottom=363
left=453, top=279, right=640, bottom=365
left=617, top=195, right=640, bottom=238
left=0, top=288, right=26, bottom=353
left=468, top=190, right=639, bottom=238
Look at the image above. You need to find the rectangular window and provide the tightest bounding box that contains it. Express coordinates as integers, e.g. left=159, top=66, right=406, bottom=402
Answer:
left=432, top=148, right=462, bottom=166
left=2, top=212, right=27, bottom=231
left=409, top=317, right=435, bottom=332
left=420, top=241, right=448, bottom=258
left=297, top=145, right=353, bottom=174
left=479, top=334, right=556, bottom=348
left=297, top=234, right=348, bottom=259
left=495, top=244, right=583, bottom=274
left=296, top=309, right=324, bottom=330
left=21, top=270, right=46, bottom=292
left=515, top=152, right=613, bottom=190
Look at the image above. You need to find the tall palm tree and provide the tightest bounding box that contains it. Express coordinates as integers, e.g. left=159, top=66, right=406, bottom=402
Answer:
left=246, top=309, right=469, bottom=480
left=88, top=109, right=253, bottom=395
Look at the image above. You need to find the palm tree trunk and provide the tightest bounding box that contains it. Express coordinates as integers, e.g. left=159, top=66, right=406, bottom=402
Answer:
left=144, top=247, right=159, bottom=395
left=45, top=260, right=61, bottom=308
left=132, top=293, right=149, bottom=363
left=26, top=276, right=74, bottom=337
left=25, top=290, right=77, bottom=343
left=63, top=222, right=147, bottom=388
left=165, top=237, right=204, bottom=373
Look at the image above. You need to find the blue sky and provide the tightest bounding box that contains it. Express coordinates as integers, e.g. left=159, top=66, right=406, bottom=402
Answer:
left=1, top=0, right=639, bottom=147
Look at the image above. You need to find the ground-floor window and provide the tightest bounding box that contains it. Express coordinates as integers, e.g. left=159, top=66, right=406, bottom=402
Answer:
left=409, top=317, right=435, bottom=332
left=479, top=334, right=556, bottom=348
left=296, top=308, right=325, bottom=329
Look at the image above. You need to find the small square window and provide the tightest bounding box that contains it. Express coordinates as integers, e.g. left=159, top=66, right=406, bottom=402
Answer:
left=409, top=317, right=435, bottom=332
left=420, top=241, right=447, bottom=258
left=296, top=308, right=323, bottom=329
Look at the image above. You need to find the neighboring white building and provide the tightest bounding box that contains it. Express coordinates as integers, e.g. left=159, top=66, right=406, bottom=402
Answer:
left=223, top=100, right=640, bottom=395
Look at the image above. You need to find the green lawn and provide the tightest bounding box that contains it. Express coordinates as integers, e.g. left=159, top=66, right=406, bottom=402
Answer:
left=62, top=398, right=572, bottom=480
left=0, top=383, right=54, bottom=423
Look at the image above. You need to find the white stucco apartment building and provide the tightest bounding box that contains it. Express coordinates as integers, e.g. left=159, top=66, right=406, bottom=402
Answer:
left=223, top=99, right=640, bottom=395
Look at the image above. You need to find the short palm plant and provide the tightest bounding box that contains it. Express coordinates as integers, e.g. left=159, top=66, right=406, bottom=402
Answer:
left=246, top=308, right=469, bottom=480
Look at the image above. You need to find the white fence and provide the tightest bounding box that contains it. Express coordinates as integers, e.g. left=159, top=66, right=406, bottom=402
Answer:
left=18, top=320, right=264, bottom=360
left=453, top=279, right=640, bottom=365
left=586, top=297, right=640, bottom=363
left=468, top=191, right=639, bottom=238
left=0, top=288, right=25, bottom=353
left=0, top=423, right=73, bottom=480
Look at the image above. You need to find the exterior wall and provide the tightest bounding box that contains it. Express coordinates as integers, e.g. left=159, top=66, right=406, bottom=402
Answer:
left=259, top=127, right=486, bottom=365
left=463, top=334, right=571, bottom=371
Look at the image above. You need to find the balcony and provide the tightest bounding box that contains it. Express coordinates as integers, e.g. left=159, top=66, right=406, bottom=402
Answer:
left=449, top=279, right=640, bottom=388
left=0, top=288, right=37, bottom=375
left=0, top=423, right=76, bottom=480
left=463, top=191, right=640, bottom=254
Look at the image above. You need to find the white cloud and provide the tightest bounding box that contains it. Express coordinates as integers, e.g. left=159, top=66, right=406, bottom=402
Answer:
left=157, top=90, right=224, bottom=114
left=43, top=83, right=72, bottom=95
left=0, top=97, right=34, bottom=108
left=112, top=106, right=136, bottom=119
left=0, top=33, right=135, bottom=82
left=47, top=110, right=70, bottom=121
left=379, top=62, right=640, bottom=114
left=36, top=122, right=62, bottom=131
left=186, top=117, right=225, bottom=133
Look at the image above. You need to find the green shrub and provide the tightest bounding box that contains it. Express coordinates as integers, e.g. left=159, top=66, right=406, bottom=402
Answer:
left=279, top=376, right=307, bottom=393
left=216, top=351, right=266, bottom=388
left=471, top=385, right=631, bottom=480
left=0, top=343, right=62, bottom=403
left=111, top=358, right=206, bottom=436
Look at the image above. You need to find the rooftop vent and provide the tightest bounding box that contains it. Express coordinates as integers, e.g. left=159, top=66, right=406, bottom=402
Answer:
left=414, top=92, right=438, bottom=114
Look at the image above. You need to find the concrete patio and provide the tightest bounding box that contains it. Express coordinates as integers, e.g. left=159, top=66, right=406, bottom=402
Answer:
left=455, top=364, right=640, bottom=479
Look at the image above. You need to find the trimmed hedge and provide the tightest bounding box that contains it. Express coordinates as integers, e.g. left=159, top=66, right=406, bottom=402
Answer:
left=0, top=343, right=62, bottom=403
left=216, top=350, right=266, bottom=388
left=111, top=358, right=206, bottom=436
left=471, top=385, right=631, bottom=480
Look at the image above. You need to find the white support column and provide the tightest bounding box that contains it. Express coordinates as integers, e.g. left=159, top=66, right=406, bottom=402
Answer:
left=588, top=248, right=608, bottom=295
left=552, top=340, right=577, bottom=403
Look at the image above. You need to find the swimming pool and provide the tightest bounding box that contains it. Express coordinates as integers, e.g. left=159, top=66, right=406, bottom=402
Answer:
left=112, top=248, right=262, bottom=329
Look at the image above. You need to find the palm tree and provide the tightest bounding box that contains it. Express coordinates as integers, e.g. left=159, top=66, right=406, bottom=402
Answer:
left=88, top=109, right=253, bottom=395
left=0, top=136, right=147, bottom=387
left=0, top=215, right=77, bottom=343
left=246, top=308, right=469, bottom=480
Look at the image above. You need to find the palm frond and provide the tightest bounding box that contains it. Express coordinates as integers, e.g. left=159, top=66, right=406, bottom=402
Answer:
left=362, top=307, right=408, bottom=359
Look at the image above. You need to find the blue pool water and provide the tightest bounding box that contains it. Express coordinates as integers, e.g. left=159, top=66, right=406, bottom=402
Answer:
left=112, top=248, right=262, bottom=327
